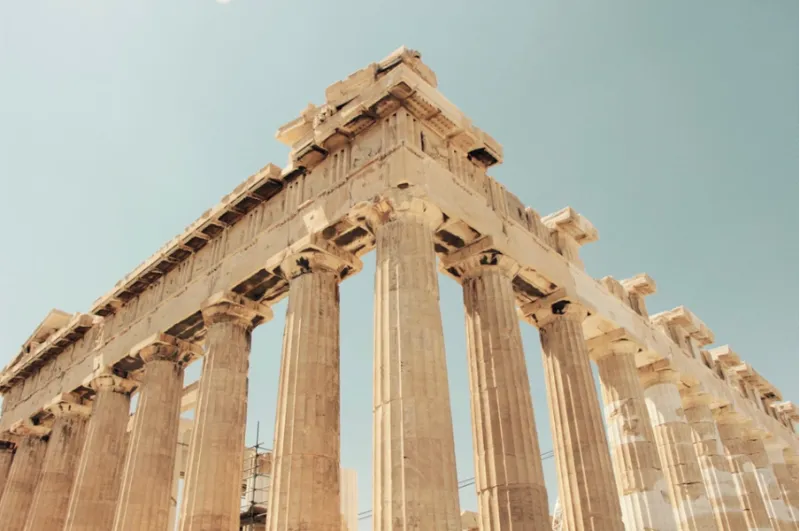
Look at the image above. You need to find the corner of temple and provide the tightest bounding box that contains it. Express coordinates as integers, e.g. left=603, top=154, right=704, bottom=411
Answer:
left=367, top=189, right=444, bottom=230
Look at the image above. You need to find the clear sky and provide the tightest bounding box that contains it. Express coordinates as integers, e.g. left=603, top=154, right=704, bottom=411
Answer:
left=0, top=1, right=797, bottom=528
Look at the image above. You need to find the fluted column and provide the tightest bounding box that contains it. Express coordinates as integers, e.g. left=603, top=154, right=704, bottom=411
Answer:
left=640, top=367, right=716, bottom=530
left=588, top=335, right=675, bottom=530
left=179, top=292, right=271, bottom=531
left=24, top=398, right=91, bottom=531
left=522, top=292, right=624, bottom=531
left=681, top=389, right=747, bottom=530
left=783, top=449, right=799, bottom=526
left=0, top=439, right=14, bottom=500
left=715, top=416, right=772, bottom=530
left=64, top=370, right=136, bottom=531
left=114, top=335, right=199, bottom=531
left=769, top=445, right=799, bottom=527
left=746, top=434, right=794, bottom=530
left=372, top=198, right=461, bottom=530
left=444, top=240, right=549, bottom=530
left=0, top=424, right=48, bottom=531
left=268, top=243, right=360, bottom=531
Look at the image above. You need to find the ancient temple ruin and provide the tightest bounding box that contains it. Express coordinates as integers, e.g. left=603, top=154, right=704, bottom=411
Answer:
left=0, top=47, right=796, bottom=531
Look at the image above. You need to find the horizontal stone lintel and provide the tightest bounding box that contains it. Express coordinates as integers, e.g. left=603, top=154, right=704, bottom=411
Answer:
left=0, top=143, right=793, bottom=453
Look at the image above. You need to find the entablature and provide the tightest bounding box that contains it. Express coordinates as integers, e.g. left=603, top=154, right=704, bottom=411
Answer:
left=0, top=313, right=99, bottom=392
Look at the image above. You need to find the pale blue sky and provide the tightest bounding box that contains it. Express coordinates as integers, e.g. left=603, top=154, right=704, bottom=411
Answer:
left=0, top=1, right=797, bottom=527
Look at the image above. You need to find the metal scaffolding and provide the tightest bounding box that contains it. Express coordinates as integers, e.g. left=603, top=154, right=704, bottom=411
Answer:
left=239, top=422, right=271, bottom=530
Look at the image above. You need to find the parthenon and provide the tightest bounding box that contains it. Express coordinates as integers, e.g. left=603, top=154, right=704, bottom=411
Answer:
left=0, top=47, right=796, bottom=530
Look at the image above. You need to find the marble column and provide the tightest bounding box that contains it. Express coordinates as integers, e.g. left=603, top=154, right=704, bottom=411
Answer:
left=179, top=292, right=270, bottom=531
left=64, top=370, right=136, bottom=531
left=24, top=398, right=91, bottom=531
left=784, top=449, right=799, bottom=526
left=769, top=445, right=799, bottom=527
left=681, top=389, right=747, bottom=530
left=445, top=242, right=549, bottom=530
left=589, top=335, right=675, bottom=530
left=522, top=292, right=624, bottom=531
left=268, top=245, right=359, bottom=531
left=372, top=199, right=461, bottom=530
left=640, top=367, right=716, bottom=530
left=114, top=336, right=198, bottom=531
left=0, top=439, right=14, bottom=500
left=715, top=415, right=772, bottom=530
left=0, top=424, right=49, bottom=531
left=746, top=434, right=794, bottom=530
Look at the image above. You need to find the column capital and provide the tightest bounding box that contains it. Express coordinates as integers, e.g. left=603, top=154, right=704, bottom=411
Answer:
left=280, top=235, right=362, bottom=281
left=679, top=385, right=714, bottom=408
left=638, top=361, right=680, bottom=388
left=132, top=332, right=202, bottom=367
left=586, top=328, right=639, bottom=360
left=201, top=292, right=273, bottom=328
left=520, top=289, right=588, bottom=328
left=9, top=418, right=50, bottom=438
left=86, top=366, right=138, bottom=394
left=365, top=191, right=443, bottom=231
left=44, top=393, right=91, bottom=419
left=439, top=236, right=520, bottom=280
left=712, top=404, right=751, bottom=426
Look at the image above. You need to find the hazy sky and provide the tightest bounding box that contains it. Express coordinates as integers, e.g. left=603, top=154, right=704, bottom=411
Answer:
left=0, top=1, right=797, bottom=527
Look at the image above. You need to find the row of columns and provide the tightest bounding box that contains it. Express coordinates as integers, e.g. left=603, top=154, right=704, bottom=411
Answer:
left=0, top=196, right=796, bottom=531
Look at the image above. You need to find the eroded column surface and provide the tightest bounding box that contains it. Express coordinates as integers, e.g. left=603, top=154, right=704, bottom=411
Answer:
left=746, top=434, right=794, bottom=530
left=0, top=440, right=14, bottom=500
left=64, top=371, right=135, bottom=531
left=179, top=293, right=270, bottom=531
left=769, top=446, right=799, bottom=527
left=24, top=399, right=90, bottom=531
left=372, top=200, right=461, bottom=530
left=113, top=336, right=197, bottom=531
left=267, top=245, right=359, bottom=531
left=447, top=244, right=549, bottom=530
left=640, top=368, right=715, bottom=530
left=715, top=418, right=772, bottom=530
left=523, top=294, right=624, bottom=531
left=590, top=337, right=675, bottom=530
left=681, top=390, right=747, bottom=530
left=0, top=428, right=47, bottom=531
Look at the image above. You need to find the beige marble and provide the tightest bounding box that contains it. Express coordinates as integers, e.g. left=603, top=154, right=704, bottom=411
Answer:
left=372, top=198, right=461, bottom=530
left=179, top=292, right=270, bottom=531
left=64, top=371, right=135, bottom=531
left=589, top=335, right=675, bottom=530
left=523, top=292, right=624, bottom=531
left=268, top=243, right=360, bottom=531
left=0, top=48, right=797, bottom=531
left=640, top=368, right=716, bottom=530
left=0, top=429, right=48, bottom=531
left=681, top=390, right=747, bottom=530
left=769, top=445, right=799, bottom=527
left=114, top=335, right=198, bottom=531
left=745, top=434, right=794, bottom=530
left=443, top=239, right=550, bottom=530
left=24, top=398, right=90, bottom=531
left=715, top=415, right=772, bottom=530
left=0, top=439, right=14, bottom=500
